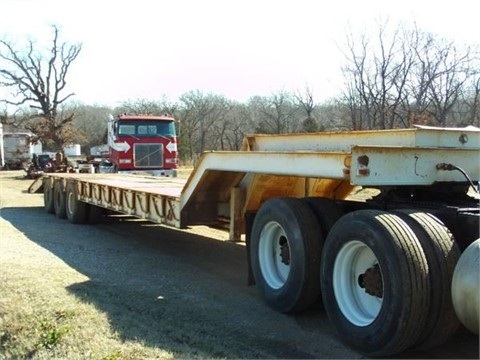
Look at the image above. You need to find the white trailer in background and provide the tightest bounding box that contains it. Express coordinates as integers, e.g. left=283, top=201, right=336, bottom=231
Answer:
left=2, top=131, right=42, bottom=170
left=30, top=125, right=479, bottom=357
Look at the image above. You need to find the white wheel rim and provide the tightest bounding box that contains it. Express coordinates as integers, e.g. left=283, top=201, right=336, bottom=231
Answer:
left=258, top=221, right=290, bottom=289
left=333, top=240, right=383, bottom=326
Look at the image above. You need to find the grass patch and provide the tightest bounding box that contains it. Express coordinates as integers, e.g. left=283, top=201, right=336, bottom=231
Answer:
left=0, top=266, right=177, bottom=360
left=0, top=288, right=73, bottom=359
left=36, top=312, right=71, bottom=350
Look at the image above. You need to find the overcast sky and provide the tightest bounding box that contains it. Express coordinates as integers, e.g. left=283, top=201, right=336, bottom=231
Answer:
left=1, top=0, right=478, bottom=107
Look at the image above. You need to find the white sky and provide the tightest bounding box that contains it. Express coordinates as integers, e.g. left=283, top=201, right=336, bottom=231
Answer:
left=1, top=0, right=478, bottom=107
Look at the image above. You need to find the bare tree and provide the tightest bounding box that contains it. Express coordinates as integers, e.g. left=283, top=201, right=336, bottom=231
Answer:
left=341, top=22, right=414, bottom=130
left=452, top=72, right=480, bottom=127
left=252, top=91, right=299, bottom=134
left=316, top=100, right=350, bottom=130
left=462, top=74, right=480, bottom=126
left=210, top=102, right=252, bottom=151
left=0, top=25, right=82, bottom=149
left=295, top=85, right=320, bottom=132
left=408, top=28, right=475, bottom=126
left=341, top=21, right=479, bottom=129
left=114, top=97, right=178, bottom=116
left=427, top=43, right=472, bottom=126
left=178, top=90, right=232, bottom=160
left=407, top=30, right=437, bottom=124
left=341, top=31, right=376, bottom=130
left=72, top=103, right=113, bottom=150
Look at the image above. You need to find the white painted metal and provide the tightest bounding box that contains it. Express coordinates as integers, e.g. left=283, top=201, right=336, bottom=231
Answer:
left=451, top=239, right=480, bottom=334
left=180, top=146, right=478, bottom=209
left=350, top=146, right=480, bottom=185
left=180, top=151, right=348, bottom=209
left=243, top=126, right=480, bottom=152
left=333, top=240, right=383, bottom=327
left=258, top=221, right=290, bottom=289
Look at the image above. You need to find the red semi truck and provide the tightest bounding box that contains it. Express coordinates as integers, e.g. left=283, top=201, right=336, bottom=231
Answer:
left=100, top=113, right=178, bottom=176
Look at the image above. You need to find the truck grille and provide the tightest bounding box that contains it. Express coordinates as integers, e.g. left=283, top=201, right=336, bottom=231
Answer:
left=134, top=143, right=163, bottom=168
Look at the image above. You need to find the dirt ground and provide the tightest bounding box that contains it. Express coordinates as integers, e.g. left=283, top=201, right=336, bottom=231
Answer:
left=0, top=170, right=478, bottom=359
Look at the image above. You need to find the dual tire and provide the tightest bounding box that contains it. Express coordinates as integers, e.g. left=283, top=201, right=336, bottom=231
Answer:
left=320, top=210, right=430, bottom=356
left=393, top=210, right=460, bottom=350
left=53, top=180, right=67, bottom=219
left=250, top=198, right=461, bottom=357
left=65, top=181, right=89, bottom=224
left=43, top=177, right=55, bottom=214
left=43, top=178, right=104, bottom=224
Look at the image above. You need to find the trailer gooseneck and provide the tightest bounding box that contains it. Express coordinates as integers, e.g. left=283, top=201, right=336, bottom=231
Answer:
left=30, top=125, right=480, bottom=357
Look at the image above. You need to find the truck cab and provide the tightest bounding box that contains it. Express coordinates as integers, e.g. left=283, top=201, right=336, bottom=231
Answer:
left=107, top=113, right=178, bottom=176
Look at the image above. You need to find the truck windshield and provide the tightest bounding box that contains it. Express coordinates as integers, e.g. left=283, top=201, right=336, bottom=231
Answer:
left=118, top=121, right=176, bottom=137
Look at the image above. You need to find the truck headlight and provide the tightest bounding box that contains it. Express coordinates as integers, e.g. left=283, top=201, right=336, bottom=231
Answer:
left=165, top=158, right=178, bottom=164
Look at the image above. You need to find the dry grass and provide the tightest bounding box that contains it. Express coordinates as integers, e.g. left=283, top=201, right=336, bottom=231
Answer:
left=0, top=237, right=177, bottom=360
left=176, top=166, right=194, bottom=179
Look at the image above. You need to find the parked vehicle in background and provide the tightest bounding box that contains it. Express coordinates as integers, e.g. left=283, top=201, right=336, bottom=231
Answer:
left=1, top=131, right=42, bottom=170
left=99, top=113, right=178, bottom=176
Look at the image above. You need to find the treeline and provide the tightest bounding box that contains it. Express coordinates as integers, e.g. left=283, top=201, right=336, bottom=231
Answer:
left=69, top=90, right=341, bottom=163
left=341, top=23, right=480, bottom=130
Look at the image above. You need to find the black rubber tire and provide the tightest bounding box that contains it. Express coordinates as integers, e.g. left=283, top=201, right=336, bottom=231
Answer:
left=304, top=197, right=343, bottom=238
left=43, top=177, right=55, bottom=214
left=321, top=209, right=430, bottom=357
left=304, top=197, right=343, bottom=306
left=53, top=180, right=67, bottom=219
left=65, top=181, right=88, bottom=224
left=87, top=204, right=105, bottom=224
left=394, top=210, right=461, bottom=350
left=250, top=197, right=323, bottom=313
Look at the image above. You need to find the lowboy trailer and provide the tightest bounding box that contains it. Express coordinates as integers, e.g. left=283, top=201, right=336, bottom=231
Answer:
left=30, top=125, right=480, bottom=357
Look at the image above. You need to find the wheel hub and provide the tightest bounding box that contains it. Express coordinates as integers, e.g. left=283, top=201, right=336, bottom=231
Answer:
left=358, top=264, right=383, bottom=298
left=279, top=236, right=290, bottom=265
